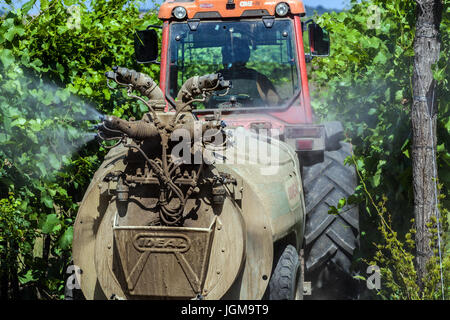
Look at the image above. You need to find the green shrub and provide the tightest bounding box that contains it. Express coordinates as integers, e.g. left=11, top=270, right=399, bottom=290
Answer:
left=0, top=0, right=161, bottom=299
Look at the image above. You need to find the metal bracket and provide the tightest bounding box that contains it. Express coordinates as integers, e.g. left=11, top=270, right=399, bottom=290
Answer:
left=299, top=249, right=312, bottom=296
left=262, top=16, right=275, bottom=28
left=187, top=19, right=200, bottom=31
left=303, top=281, right=312, bottom=296
left=226, top=0, right=235, bottom=10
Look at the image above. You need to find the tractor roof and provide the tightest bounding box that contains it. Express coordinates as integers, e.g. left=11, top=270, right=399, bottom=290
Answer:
left=158, top=0, right=306, bottom=20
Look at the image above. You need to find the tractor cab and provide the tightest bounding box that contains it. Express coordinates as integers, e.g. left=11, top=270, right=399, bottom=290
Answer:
left=135, top=0, right=332, bottom=165
left=167, top=19, right=299, bottom=110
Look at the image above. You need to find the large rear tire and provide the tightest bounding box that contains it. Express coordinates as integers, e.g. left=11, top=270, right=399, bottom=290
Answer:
left=302, top=141, right=360, bottom=299
left=268, top=245, right=303, bottom=300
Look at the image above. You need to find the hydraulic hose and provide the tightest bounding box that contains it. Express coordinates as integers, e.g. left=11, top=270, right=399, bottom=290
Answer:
left=176, top=73, right=231, bottom=103
left=105, top=66, right=165, bottom=101
left=100, top=115, right=159, bottom=140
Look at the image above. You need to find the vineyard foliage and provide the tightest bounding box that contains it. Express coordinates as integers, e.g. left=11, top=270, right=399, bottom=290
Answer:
left=0, top=0, right=448, bottom=299
left=309, top=0, right=449, bottom=298
left=0, top=0, right=161, bottom=299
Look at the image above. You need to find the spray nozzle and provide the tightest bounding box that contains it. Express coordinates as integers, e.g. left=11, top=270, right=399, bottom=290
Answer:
left=102, top=115, right=115, bottom=126
left=94, top=133, right=103, bottom=143
left=105, top=67, right=119, bottom=79
left=105, top=71, right=116, bottom=80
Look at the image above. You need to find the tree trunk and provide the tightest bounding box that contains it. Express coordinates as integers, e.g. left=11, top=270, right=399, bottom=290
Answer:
left=411, top=0, right=443, bottom=288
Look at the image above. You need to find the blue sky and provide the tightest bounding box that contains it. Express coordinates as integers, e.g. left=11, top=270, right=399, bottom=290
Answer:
left=4, top=0, right=352, bottom=13
left=297, top=0, right=351, bottom=9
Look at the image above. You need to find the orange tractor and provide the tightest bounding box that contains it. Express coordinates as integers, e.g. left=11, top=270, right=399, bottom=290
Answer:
left=68, top=0, right=360, bottom=300
left=136, top=0, right=360, bottom=299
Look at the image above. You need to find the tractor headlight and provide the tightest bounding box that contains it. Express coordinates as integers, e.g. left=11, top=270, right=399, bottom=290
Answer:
left=275, top=2, right=289, bottom=16
left=173, top=6, right=187, bottom=20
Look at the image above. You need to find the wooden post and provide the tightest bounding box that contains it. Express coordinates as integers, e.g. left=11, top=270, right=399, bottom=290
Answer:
left=411, top=0, right=443, bottom=287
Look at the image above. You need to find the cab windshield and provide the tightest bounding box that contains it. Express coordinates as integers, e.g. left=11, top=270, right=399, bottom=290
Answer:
left=168, top=19, right=300, bottom=110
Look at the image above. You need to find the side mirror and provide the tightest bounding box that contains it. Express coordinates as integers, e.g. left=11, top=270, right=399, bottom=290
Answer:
left=134, top=28, right=159, bottom=64
left=308, top=23, right=330, bottom=57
